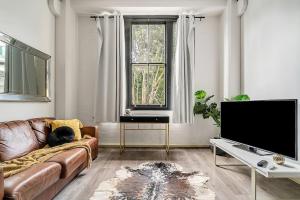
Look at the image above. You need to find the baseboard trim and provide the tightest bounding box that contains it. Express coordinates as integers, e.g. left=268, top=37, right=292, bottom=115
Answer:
left=99, top=144, right=210, bottom=148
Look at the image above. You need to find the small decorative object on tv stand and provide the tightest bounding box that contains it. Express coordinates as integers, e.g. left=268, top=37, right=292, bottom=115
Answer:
left=125, top=109, right=131, bottom=116
left=273, top=154, right=285, bottom=165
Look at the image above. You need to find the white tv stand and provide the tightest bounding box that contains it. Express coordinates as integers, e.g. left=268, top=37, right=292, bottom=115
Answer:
left=210, top=139, right=300, bottom=200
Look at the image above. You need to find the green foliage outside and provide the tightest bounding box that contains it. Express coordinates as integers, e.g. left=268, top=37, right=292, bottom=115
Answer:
left=193, top=90, right=250, bottom=127
left=131, top=24, right=166, bottom=105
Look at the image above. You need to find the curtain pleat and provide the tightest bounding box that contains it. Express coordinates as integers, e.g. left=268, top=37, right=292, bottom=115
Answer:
left=171, top=15, right=196, bottom=124
left=93, top=15, right=126, bottom=123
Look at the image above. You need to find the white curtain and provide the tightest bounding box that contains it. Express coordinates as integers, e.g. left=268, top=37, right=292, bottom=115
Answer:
left=93, top=14, right=126, bottom=123
left=171, top=15, right=196, bottom=123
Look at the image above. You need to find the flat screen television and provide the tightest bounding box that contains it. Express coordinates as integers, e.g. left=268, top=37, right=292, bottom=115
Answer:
left=221, top=99, right=298, bottom=160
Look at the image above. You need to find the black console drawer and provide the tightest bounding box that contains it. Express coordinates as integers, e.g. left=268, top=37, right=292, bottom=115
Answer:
left=120, top=116, right=169, bottom=123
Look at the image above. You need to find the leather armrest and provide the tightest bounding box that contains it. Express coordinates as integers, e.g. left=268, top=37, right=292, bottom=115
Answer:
left=80, top=126, right=99, bottom=141
left=0, top=167, right=4, bottom=200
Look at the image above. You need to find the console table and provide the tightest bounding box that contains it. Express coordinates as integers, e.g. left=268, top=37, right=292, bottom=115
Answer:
left=210, top=139, right=300, bottom=200
left=120, top=115, right=170, bottom=153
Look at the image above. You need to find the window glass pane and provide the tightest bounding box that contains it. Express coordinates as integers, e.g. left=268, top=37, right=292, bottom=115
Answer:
left=132, top=64, right=165, bottom=105
left=148, top=64, right=165, bottom=105
left=132, top=25, right=148, bottom=63
left=131, top=64, right=148, bottom=105
left=148, top=24, right=165, bottom=63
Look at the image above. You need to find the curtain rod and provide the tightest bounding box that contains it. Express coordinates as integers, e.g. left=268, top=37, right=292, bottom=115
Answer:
left=90, top=15, right=205, bottom=20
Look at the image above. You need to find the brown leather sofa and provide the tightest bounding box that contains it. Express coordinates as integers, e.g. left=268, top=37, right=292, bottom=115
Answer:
left=0, top=118, right=99, bottom=200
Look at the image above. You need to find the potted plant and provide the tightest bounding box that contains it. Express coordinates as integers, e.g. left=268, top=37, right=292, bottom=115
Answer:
left=193, top=90, right=250, bottom=155
left=193, top=90, right=221, bottom=128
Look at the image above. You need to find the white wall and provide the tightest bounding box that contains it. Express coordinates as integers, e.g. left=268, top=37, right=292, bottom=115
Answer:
left=242, top=0, right=300, bottom=160
left=55, top=0, right=79, bottom=119
left=77, top=16, right=222, bottom=146
left=0, top=0, right=55, bottom=121
left=228, top=0, right=241, bottom=97
left=219, top=0, right=241, bottom=99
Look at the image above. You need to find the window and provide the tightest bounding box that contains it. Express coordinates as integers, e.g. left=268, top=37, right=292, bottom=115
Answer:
left=125, top=17, right=175, bottom=110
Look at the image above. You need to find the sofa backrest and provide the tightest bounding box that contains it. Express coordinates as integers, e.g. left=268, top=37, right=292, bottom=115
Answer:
left=0, top=120, right=39, bottom=161
left=27, top=117, right=54, bottom=148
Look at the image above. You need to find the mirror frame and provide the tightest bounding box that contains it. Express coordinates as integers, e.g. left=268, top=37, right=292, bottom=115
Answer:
left=0, top=32, right=51, bottom=102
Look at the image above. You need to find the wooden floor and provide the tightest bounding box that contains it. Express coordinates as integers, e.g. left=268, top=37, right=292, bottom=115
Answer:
left=54, top=148, right=300, bottom=200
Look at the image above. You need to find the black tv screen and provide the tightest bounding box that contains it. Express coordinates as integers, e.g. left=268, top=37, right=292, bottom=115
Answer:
left=221, top=100, right=298, bottom=160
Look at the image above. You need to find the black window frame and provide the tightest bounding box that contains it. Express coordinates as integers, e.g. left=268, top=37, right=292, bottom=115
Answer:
left=124, top=16, right=175, bottom=110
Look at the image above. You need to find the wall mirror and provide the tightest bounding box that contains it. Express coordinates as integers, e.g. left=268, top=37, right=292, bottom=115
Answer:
left=0, top=31, right=51, bottom=102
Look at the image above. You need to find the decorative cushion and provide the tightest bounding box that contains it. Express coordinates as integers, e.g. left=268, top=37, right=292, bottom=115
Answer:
left=47, top=126, right=75, bottom=147
left=48, top=119, right=83, bottom=141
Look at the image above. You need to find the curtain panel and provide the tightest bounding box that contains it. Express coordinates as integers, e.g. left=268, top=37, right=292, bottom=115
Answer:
left=171, top=15, right=196, bottom=124
left=93, top=15, right=126, bottom=123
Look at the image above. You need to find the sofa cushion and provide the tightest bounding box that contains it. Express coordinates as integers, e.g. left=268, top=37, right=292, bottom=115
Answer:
left=0, top=121, right=39, bottom=161
left=46, top=148, right=87, bottom=178
left=27, top=118, right=54, bottom=148
left=4, top=162, right=61, bottom=200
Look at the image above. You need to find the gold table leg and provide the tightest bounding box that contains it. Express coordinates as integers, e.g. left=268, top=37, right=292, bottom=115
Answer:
left=120, top=122, right=170, bottom=154
left=120, top=123, right=122, bottom=153
left=123, top=123, right=125, bottom=151
left=120, top=123, right=125, bottom=153
left=165, top=123, right=170, bottom=153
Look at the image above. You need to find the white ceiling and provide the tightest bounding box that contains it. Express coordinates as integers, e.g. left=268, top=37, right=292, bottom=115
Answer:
left=71, top=0, right=226, bottom=16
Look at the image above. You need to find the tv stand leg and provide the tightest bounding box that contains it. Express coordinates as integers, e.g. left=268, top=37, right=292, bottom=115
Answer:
left=251, top=167, right=257, bottom=200
left=212, top=142, right=257, bottom=199
left=213, top=144, right=217, bottom=166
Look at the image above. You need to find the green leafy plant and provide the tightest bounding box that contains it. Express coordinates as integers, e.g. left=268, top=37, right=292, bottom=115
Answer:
left=193, top=90, right=250, bottom=128
left=193, top=90, right=221, bottom=127
left=225, top=94, right=250, bottom=101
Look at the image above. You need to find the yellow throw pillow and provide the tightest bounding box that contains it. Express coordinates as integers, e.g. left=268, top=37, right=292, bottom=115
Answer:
left=50, top=119, right=83, bottom=141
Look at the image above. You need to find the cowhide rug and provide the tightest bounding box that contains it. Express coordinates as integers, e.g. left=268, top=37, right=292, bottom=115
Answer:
left=90, top=162, right=215, bottom=200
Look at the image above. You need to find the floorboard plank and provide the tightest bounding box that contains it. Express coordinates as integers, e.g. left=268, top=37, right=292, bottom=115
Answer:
left=54, top=148, right=300, bottom=200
